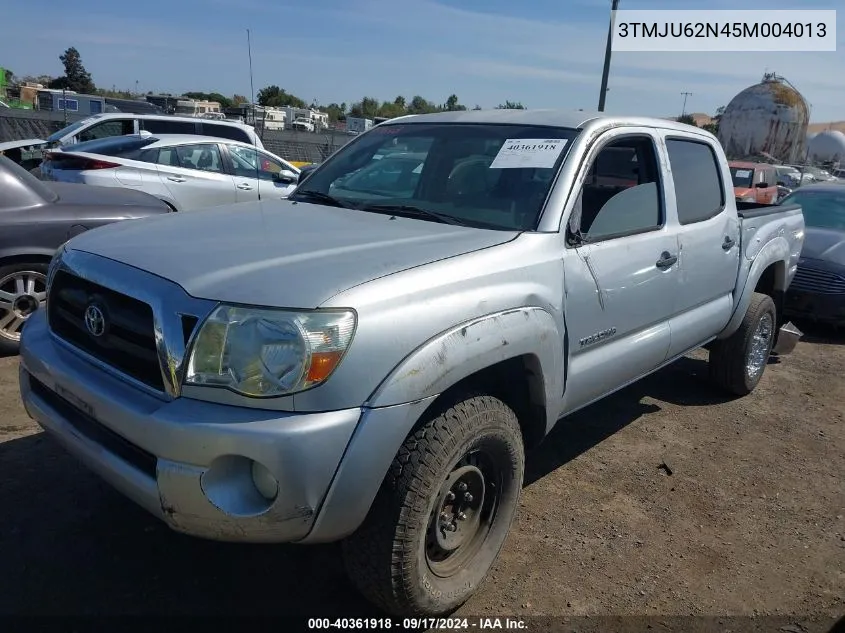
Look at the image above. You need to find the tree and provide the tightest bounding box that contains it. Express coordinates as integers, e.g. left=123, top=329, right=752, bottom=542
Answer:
left=321, top=102, right=346, bottom=122
left=232, top=94, right=248, bottom=105
left=256, top=85, right=306, bottom=109
left=444, top=94, right=466, bottom=111
left=407, top=95, right=438, bottom=114
left=676, top=113, right=696, bottom=126
left=48, top=47, right=95, bottom=94
left=349, top=96, right=380, bottom=118
left=496, top=101, right=525, bottom=109
left=184, top=91, right=232, bottom=109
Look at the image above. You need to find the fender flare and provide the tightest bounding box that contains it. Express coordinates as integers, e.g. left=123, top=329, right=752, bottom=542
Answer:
left=365, top=306, right=564, bottom=420
left=718, top=237, right=789, bottom=340
left=302, top=306, right=564, bottom=544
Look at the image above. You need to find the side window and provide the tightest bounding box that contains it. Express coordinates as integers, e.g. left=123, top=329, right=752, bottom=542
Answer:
left=174, top=144, right=225, bottom=173
left=572, top=136, right=662, bottom=242
left=202, top=123, right=251, bottom=144
left=142, top=119, right=197, bottom=135
left=228, top=145, right=285, bottom=181
left=77, top=119, right=134, bottom=143
left=665, top=139, right=725, bottom=224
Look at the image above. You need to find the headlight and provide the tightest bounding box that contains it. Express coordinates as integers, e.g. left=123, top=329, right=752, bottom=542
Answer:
left=185, top=305, right=356, bottom=398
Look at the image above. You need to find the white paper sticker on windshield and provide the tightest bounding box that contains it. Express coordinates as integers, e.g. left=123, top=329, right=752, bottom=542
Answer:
left=734, top=169, right=752, bottom=178
left=490, top=139, right=568, bottom=169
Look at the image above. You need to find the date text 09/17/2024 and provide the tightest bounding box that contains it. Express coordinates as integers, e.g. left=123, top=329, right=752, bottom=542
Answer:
left=307, top=617, right=528, bottom=630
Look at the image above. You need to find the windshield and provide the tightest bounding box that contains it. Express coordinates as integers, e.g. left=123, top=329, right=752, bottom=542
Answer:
left=68, top=134, right=158, bottom=157
left=291, top=123, right=579, bottom=230
left=782, top=189, right=845, bottom=230
left=46, top=117, right=97, bottom=143
left=730, top=166, right=755, bottom=188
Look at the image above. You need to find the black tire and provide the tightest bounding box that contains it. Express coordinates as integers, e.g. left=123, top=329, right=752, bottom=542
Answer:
left=0, top=262, right=49, bottom=356
left=342, top=394, right=525, bottom=616
left=708, top=292, right=777, bottom=396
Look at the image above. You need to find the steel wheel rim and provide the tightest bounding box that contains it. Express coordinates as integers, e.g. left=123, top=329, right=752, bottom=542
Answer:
left=746, top=312, right=774, bottom=379
left=0, top=271, right=48, bottom=342
left=425, top=450, right=501, bottom=578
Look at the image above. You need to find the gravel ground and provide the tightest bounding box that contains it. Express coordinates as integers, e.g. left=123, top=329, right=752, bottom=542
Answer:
left=0, top=324, right=843, bottom=625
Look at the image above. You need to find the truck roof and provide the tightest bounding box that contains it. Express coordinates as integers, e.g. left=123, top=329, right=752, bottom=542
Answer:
left=381, top=109, right=708, bottom=135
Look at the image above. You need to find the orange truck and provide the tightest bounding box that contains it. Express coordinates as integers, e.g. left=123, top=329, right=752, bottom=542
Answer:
left=728, top=161, right=779, bottom=204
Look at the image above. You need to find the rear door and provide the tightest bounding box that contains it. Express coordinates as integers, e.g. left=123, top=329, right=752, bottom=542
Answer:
left=154, top=142, right=238, bottom=211
left=73, top=118, right=135, bottom=144
left=661, top=134, right=740, bottom=357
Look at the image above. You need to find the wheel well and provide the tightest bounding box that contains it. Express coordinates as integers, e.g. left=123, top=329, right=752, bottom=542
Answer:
left=417, top=355, right=548, bottom=450
left=755, top=262, right=786, bottom=327
left=0, top=254, right=53, bottom=269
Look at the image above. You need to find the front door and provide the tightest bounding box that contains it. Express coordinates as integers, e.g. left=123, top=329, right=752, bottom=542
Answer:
left=225, top=144, right=298, bottom=203
left=561, top=130, right=679, bottom=414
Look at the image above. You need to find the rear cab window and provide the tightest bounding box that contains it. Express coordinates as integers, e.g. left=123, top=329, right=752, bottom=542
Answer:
left=665, top=138, right=725, bottom=224
left=76, top=119, right=135, bottom=143
left=200, top=123, right=252, bottom=144
left=141, top=119, right=198, bottom=135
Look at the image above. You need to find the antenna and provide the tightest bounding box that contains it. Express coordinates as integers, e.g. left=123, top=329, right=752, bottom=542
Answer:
left=247, top=28, right=261, bottom=200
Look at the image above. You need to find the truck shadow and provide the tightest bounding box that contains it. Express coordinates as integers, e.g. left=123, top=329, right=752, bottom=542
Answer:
left=0, top=353, right=788, bottom=617
left=525, top=355, right=729, bottom=487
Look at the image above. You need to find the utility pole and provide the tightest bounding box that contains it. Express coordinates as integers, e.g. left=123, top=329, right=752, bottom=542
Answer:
left=247, top=28, right=256, bottom=128
left=598, top=0, right=620, bottom=111
left=681, top=91, right=692, bottom=116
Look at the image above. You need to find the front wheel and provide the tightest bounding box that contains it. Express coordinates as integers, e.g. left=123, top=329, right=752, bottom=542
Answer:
left=342, top=394, right=525, bottom=616
left=708, top=292, right=776, bottom=396
left=0, top=263, right=49, bottom=355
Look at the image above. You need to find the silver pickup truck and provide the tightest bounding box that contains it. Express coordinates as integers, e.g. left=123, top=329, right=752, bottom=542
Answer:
left=19, top=110, right=804, bottom=616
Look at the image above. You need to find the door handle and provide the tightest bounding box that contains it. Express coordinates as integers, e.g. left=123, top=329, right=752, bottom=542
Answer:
left=655, top=251, right=678, bottom=269
left=722, top=236, right=736, bottom=251
left=166, top=176, right=186, bottom=182
left=236, top=183, right=253, bottom=190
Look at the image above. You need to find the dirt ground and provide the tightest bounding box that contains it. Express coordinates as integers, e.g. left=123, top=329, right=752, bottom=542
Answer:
left=1, top=324, right=843, bottom=623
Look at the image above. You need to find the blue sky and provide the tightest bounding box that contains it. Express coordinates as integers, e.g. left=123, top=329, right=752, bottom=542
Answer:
left=4, top=0, right=843, bottom=121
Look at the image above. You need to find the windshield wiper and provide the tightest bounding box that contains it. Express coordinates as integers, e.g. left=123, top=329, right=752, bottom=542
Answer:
left=291, top=189, right=358, bottom=209
left=359, top=203, right=470, bottom=226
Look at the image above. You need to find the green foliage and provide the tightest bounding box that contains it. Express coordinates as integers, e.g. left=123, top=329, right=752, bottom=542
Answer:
left=256, top=85, right=307, bottom=109
left=496, top=101, right=526, bottom=109
left=184, top=91, right=233, bottom=109
left=676, top=113, right=697, bottom=126
left=48, top=47, right=95, bottom=94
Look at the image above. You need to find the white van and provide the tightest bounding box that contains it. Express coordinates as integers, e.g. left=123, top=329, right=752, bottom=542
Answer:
left=40, top=113, right=265, bottom=150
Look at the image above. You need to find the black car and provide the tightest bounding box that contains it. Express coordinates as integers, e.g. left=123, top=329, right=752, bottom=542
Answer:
left=0, top=155, right=171, bottom=354
left=782, top=182, right=845, bottom=325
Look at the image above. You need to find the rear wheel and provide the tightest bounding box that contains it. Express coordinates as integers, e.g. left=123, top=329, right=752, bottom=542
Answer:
left=709, top=292, right=776, bottom=396
left=342, top=394, right=524, bottom=616
left=0, top=263, right=48, bottom=355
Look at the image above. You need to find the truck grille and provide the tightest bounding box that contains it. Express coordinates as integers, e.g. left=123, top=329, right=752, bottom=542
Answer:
left=790, top=266, right=845, bottom=295
left=47, top=270, right=164, bottom=391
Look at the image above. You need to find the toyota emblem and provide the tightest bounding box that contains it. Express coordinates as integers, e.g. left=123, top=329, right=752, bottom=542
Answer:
left=84, top=304, right=106, bottom=337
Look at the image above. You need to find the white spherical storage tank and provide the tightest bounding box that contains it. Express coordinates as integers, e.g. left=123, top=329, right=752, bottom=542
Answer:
left=808, top=130, right=845, bottom=163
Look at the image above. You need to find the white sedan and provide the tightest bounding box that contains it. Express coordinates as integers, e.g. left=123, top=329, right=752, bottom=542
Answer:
left=39, top=133, right=301, bottom=212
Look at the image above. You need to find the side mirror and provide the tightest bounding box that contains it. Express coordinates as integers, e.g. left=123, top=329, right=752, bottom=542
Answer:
left=755, top=181, right=769, bottom=189
left=274, top=169, right=299, bottom=185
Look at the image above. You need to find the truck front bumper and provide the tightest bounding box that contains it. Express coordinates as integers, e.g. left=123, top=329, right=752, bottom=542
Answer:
left=19, top=310, right=363, bottom=543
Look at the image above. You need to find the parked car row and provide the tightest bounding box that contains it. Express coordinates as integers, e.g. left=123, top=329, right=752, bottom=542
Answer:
left=14, top=109, right=811, bottom=617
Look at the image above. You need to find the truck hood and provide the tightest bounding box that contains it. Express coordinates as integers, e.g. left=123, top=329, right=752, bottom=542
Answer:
left=67, top=199, right=519, bottom=307
left=800, top=226, right=845, bottom=267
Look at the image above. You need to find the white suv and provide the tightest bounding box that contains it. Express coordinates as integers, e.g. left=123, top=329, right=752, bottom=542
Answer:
left=43, top=113, right=264, bottom=149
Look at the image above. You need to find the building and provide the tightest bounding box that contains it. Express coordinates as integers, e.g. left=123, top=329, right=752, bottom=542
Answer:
left=174, top=98, right=221, bottom=117
left=280, top=106, right=329, bottom=131
left=37, top=89, right=106, bottom=115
